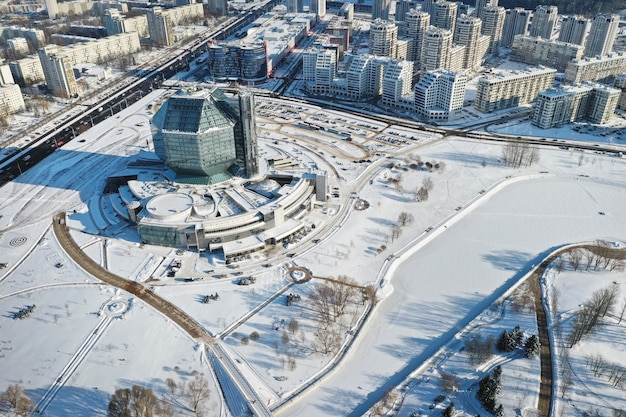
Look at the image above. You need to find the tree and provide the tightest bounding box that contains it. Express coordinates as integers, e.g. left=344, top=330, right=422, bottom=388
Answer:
left=477, top=366, right=502, bottom=413
left=0, top=384, right=34, bottom=416
left=414, top=186, right=429, bottom=202
left=186, top=374, right=211, bottom=414
left=166, top=378, right=177, bottom=396
left=108, top=385, right=160, bottom=417
left=501, top=142, right=540, bottom=168
left=465, top=334, right=494, bottom=366
left=524, top=334, right=540, bottom=358
left=397, top=212, right=415, bottom=227
left=311, top=323, right=342, bottom=354
left=289, top=317, right=299, bottom=334
left=440, top=371, right=461, bottom=393
left=422, top=176, right=434, bottom=191
left=443, top=402, right=455, bottom=417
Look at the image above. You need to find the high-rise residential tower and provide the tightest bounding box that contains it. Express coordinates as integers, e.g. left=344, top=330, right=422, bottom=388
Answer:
left=454, top=14, right=483, bottom=71
left=584, top=13, right=619, bottom=58
left=481, top=5, right=505, bottom=53
left=558, top=15, right=590, bottom=46
left=372, top=0, right=391, bottom=20
left=529, top=5, right=558, bottom=39
left=474, top=0, right=497, bottom=19
left=501, top=8, right=530, bottom=48
left=422, top=26, right=453, bottom=71
left=405, top=9, right=430, bottom=64
left=369, top=19, right=398, bottom=58
left=432, top=0, right=458, bottom=33
left=414, top=69, right=466, bottom=121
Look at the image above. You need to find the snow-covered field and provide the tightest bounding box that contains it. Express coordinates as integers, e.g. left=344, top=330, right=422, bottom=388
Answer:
left=1, top=90, right=626, bottom=417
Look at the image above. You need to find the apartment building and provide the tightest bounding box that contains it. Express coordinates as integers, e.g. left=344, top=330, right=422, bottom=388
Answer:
left=532, top=83, right=619, bottom=127
left=474, top=66, right=556, bottom=112
left=414, top=69, right=466, bottom=121
left=0, top=63, right=14, bottom=85
left=9, top=56, right=45, bottom=86
left=558, top=15, right=589, bottom=46
left=480, top=5, right=505, bottom=52
left=369, top=19, right=398, bottom=58
left=303, top=47, right=337, bottom=94
left=511, top=35, right=584, bottom=71
left=38, top=46, right=78, bottom=98
left=421, top=26, right=453, bottom=71
left=584, top=13, right=619, bottom=58
left=432, top=0, right=457, bottom=33
left=382, top=60, right=413, bottom=108
left=564, top=52, right=626, bottom=84
left=501, top=8, right=530, bottom=48
left=372, top=0, right=391, bottom=20
left=104, top=9, right=149, bottom=38
left=529, top=5, right=558, bottom=40
left=0, top=83, right=25, bottom=115
left=405, top=9, right=430, bottom=64
left=454, top=14, right=488, bottom=72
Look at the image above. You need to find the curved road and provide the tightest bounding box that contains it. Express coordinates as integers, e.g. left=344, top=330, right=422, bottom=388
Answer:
left=52, top=212, right=212, bottom=343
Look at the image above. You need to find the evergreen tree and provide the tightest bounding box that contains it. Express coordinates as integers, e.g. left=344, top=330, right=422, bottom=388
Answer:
left=524, top=334, right=540, bottom=358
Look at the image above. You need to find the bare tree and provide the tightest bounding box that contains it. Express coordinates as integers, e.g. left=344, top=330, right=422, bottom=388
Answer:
left=567, top=249, right=583, bottom=271
left=289, top=318, right=299, bottom=334
left=618, top=298, right=626, bottom=325
left=390, top=224, right=403, bottom=242
left=397, top=212, right=415, bottom=227
left=166, top=378, right=177, bottom=396
left=0, top=384, right=34, bottom=417
left=501, top=142, right=540, bottom=168
left=186, top=374, right=211, bottom=415
left=311, top=324, right=342, bottom=354
left=414, top=186, right=429, bottom=202
left=440, top=371, right=461, bottom=393
left=422, top=176, right=434, bottom=191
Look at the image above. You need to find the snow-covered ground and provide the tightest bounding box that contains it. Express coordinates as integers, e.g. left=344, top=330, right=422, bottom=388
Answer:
left=1, top=89, right=626, bottom=417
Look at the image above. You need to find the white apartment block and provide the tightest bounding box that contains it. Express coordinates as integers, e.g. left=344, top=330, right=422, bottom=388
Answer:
left=501, top=8, right=530, bottom=48
left=9, top=56, right=45, bottom=86
left=369, top=20, right=398, bottom=58
left=432, top=0, right=457, bottom=33
left=586, top=84, right=620, bottom=124
left=302, top=47, right=336, bottom=94
left=480, top=5, right=505, bottom=53
left=475, top=0, right=497, bottom=20
left=105, top=9, right=149, bottom=38
left=38, top=46, right=79, bottom=98
left=345, top=55, right=386, bottom=100
left=529, top=5, right=558, bottom=40
left=51, top=32, right=141, bottom=65
left=474, top=66, right=556, bottom=113
left=558, top=15, right=589, bottom=46
left=532, top=84, right=593, bottom=128
left=454, top=14, right=485, bottom=72
left=7, top=37, right=30, bottom=57
left=414, top=69, right=466, bottom=121
left=405, top=9, right=430, bottom=64
left=148, top=7, right=175, bottom=47
left=0, top=83, right=25, bottom=115
left=584, top=13, right=619, bottom=58
left=511, top=35, right=584, bottom=72
left=564, top=52, right=626, bottom=84
left=382, top=60, right=413, bottom=108
left=421, top=26, right=453, bottom=71
left=0, top=63, right=15, bottom=85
